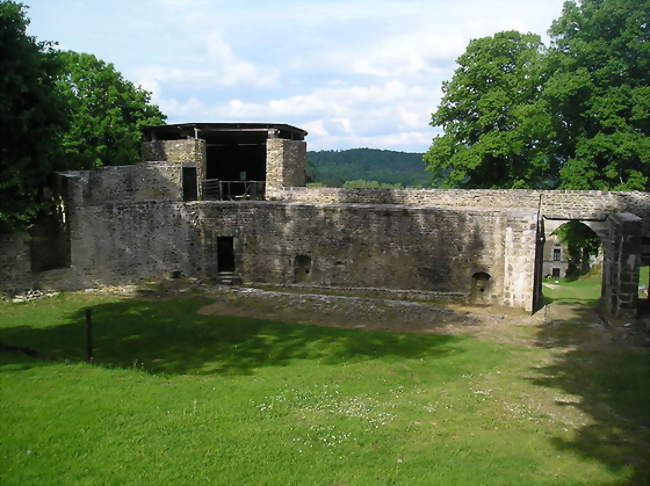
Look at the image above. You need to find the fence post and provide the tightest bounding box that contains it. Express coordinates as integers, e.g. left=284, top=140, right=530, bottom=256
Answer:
left=85, top=309, right=93, bottom=362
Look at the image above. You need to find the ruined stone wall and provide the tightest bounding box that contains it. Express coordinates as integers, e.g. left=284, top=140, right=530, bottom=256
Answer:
left=59, top=163, right=184, bottom=206
left=1, top=194, right=537, bottom=310
left=189, top=201, right=537, bottom=309
left=0, top=233, right=33, bottom=292
left=142, top=139, right=207, bottom=199
left=266, top=139, right=306, bottom=190
left=602, top=213, right=644, bottom=320
left=60, top=202, right=199, bottom=288
left=142, top=139, right=206, bottom=165
left=269, top=187, right=650, bottom=228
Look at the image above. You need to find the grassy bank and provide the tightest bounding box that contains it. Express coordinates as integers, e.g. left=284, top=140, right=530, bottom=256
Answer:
left=1, top=293, right=648, bottom=485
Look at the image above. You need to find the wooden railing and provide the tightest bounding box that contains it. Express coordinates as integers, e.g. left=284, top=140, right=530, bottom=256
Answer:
left=204, top=179, right=266, bottom=200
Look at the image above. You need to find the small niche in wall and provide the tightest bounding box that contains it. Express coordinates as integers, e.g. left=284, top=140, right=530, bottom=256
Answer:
left=470, top=271, right=492, bottom=304
left=182, top=167, right=198, bottom=201
left=294, top=254, right=312, bottom=283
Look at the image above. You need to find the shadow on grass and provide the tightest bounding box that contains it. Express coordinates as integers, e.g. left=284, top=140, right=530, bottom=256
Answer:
left=530, top=303, right=650, bottom=485
left=0, top=296, right=464, bottom=376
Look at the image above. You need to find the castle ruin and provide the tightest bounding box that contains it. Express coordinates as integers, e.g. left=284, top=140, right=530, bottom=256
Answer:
left=2, top=122, right=649, bottom=320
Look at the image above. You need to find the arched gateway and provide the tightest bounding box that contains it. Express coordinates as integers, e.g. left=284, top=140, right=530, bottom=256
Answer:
left=1, top=122, right=648, bottom=322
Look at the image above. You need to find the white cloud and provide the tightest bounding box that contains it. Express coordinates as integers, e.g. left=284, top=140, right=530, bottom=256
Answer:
left=27, top=0, right=567, bottom=151
left=135, top=30, right=278, bottom=94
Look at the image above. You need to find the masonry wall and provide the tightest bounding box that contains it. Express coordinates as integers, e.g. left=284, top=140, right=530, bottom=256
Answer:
left=266, top=139, right=306, bottom=191
left=188, top=201, right=537, bottom=309
left=142, top=139, right=207, bottom=199
left=268, top=187, right=650, bottom=228
left=1, top=157, right=648, bottom=318
left=0, top=233, right=32, bottom=292
left=603, top=213, right=643, bottom=320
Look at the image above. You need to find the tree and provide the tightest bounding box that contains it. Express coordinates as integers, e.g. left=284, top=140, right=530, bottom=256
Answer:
left=547, top=0, right=650, bottom=191
left=0, top=1, right=66, bottom=233
left=423, top=31, right=554, bottom=189
left=424, top=0, right=650, bottom=191
left=55, top=51, right=166, bottom=170
left=554, top=221, right=601, bottom=278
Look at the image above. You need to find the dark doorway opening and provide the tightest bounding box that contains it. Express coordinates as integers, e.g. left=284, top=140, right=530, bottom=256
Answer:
left=217, top=237, right=235, bottom=272
left=182, top=167, right=198, bottom=201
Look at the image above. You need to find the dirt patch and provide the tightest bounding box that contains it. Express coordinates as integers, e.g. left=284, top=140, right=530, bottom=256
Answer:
left=92, top=279, right=646, bottom=350
left=195, top=287, right=549, bottom=347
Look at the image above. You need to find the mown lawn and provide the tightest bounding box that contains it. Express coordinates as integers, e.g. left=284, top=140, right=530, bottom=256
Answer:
left=1, top=293, right=649, bottom=485
left=542, top=273, right=602, bottom=305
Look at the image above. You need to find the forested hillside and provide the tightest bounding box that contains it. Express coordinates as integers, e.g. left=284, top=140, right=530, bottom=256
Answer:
left=306, top=148, right=430, bottom=187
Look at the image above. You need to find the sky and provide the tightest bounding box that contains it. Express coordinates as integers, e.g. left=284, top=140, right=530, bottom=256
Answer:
left=25, top=0, right=567, bottom=152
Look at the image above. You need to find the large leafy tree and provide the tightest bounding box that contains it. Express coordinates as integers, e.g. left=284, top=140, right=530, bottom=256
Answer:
left=55, top=51, right=166, bottom=170
left=548, top=0, right=650, bottom=190
left=424, top=31, right=554, bottom=189
left=0, top=1, right=66, bottom=233
left=425, top=0, right=650, bottom=191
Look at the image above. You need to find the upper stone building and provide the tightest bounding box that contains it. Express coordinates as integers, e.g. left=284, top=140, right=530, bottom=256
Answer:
left=1, top=122, right=649, bottom=321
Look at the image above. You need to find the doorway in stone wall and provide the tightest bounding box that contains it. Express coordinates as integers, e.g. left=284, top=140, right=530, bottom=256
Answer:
left=217, top=237, right=235, bottom=272
left=541, top=220, right=602, bottom=306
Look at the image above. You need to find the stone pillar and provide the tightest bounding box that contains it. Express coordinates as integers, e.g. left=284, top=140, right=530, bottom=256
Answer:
left=141, top=139, right=207, bottom=200
left=266, top=138, right=306, bottom=192
left=603, top=212, right=642, bottom=320
left=502, top=210, right=539, bottom=312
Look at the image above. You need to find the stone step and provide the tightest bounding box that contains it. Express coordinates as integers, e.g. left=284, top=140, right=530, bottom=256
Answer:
left=216, top=272, right=241, bottom=286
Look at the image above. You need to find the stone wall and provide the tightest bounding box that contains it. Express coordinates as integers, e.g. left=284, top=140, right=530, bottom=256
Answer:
left=188, top=201, right=537, bottom=310
left=266, top=139, right=306, bottom=190
left=0, top=233, right=32, bottom=292
left=58, top=163, right=184, bottom=207
left=142, top=139, right=206, bottom=199
left=142, top=139, right=206, bottom=166
left=268, top=187, right=650, bottom=229
left=602, top=213, right=643, bottom=320
left=0, top=196, right=538, bottom=310
left=1, top=156, right=648, bottom=318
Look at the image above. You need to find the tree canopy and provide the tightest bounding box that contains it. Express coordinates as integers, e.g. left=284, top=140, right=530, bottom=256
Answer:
left=424, top=0, right=650, bottom=191
left=0, top=2, right=166, bottom=232
left=55, top=51, right=166, bottom=170
left=548, top=0, right=650, bottom=190
left=0, top=1, right=66, bottom=233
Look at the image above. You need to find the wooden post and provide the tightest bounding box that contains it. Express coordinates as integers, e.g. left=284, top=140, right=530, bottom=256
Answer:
left=85, top=309, right=93, bottom=362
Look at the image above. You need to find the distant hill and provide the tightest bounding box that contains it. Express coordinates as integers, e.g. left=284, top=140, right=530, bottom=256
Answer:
left=306, top=148, right=431, bottom=187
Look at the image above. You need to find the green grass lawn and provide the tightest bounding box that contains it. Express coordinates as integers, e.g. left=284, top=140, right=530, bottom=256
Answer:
left=1, top=293, right=649, bottom=485
left=542, top=273, right=602, bottom=305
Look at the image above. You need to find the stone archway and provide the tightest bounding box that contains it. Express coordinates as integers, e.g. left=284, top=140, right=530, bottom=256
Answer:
left=534, top=214, right=643, bottom=320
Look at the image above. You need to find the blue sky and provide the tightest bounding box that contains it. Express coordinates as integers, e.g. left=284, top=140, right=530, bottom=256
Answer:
left=25, top=0, right=566, bottom=152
